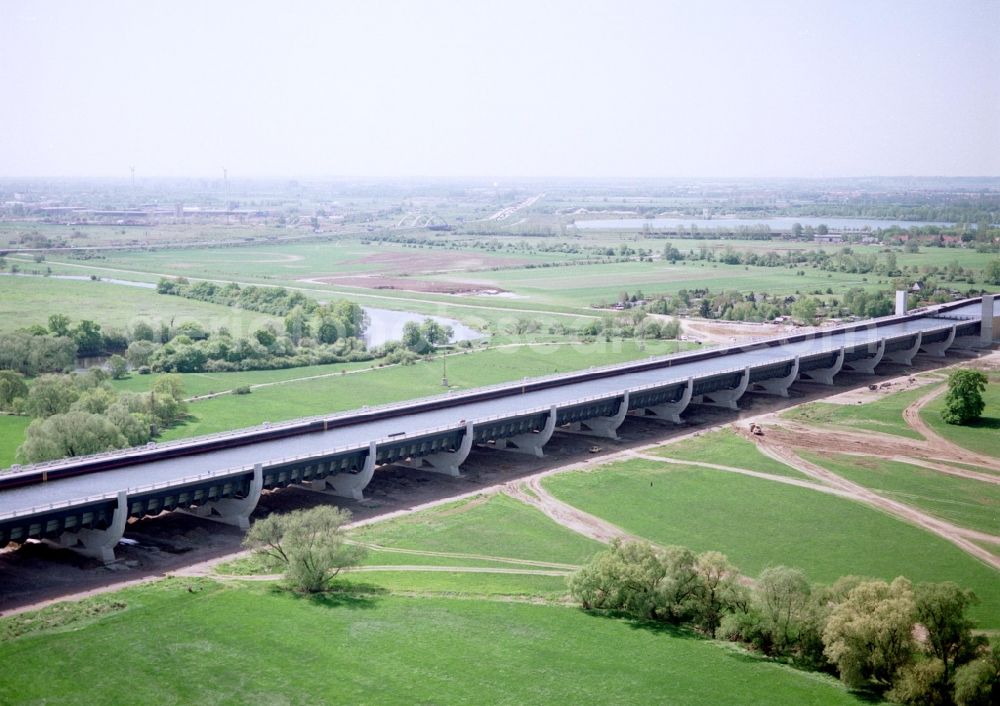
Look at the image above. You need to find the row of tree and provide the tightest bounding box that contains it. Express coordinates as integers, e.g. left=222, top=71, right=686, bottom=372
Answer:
left=1, top=369, right=188, bottom=464
left=570, top=539, right=998, bottom=704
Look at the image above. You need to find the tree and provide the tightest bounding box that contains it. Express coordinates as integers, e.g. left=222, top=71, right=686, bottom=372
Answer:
left=954, top=641, right=1000, bottom=706
left=691, top=550, right=742, bottom=634
left=16, top=411, right=128, bottom=464
left=419, top=318, right=452, bottom=347
left=284, top=307, right=312, bottom=344
left=985, top=260, right=1000, bottom=286
left=47, top=314, right=71, bottom=337
left=754, top=566, right=812, bottom=656
left=22, top=374, right=80, bottom=417
left=916, top=583, right=982, bottom=682
left=401, top=320, right=429, bottom=354
left=243, top=506, right=366, bottom=593
left=72, top=320, right=103, bottom=356
left=942, top=370, right=988, bottom=426
left=822, top=577, right=916, bottom=690
left=125, top=340, right=158, bottom=368
left=106, top=354, right=128, bottom=380
left=0, top=370, right=28, bottom=411
left=149, top=374, right=187, bottom=426
left=791, top=297, right=818, bottom=325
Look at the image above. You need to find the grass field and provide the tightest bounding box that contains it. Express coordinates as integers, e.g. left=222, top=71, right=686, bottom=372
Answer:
left=350, top=493, right=603, bottom=566
left=801, top=452, right=1000, bottom=536
left=921, top=373, right=1000, bottom=458
left=0, top=415, right=30, bottom=468
left=780, top=383, right=935, bottom=440
left=650, top=428, right=806, bottom=478
left=541, top=459, right=1000, bottom=627
left=433, top=259, right=883, bottom=308
left=155, top=340, right=692, bottom=440
left=0, top=274, right=279, bottom=335
left=0, top=578, right=866, bottom=705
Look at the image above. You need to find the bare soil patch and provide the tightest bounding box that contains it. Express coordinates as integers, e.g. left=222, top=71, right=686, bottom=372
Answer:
left=307, top=274, right=510, bottom=296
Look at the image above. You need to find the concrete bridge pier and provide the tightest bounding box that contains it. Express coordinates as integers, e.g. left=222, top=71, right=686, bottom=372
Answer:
left=564, top=392, right=630, bottom=439
left=754, top=357, right=799, bottom=397
left=308, top=443, right=377, bottom=501
left=398, top=423, right=474, bottom=477
left=497, top=406, right=557, bottom=457
left=184, top=464, right=263, bottom=530
left=800, top=347, right=845, bottom=385
left=983, top=294, right=997, bottom=345
left=844, top=339, right=885, bottom=374
left=885, top=332, right=922, bottom=365
left=920, top=325, right=956, bottom=358
left=638, top=378, right=693, bottom=424
left=52, top=490, right=128, bottom=564
left=693, top=367, right=750, bottom=410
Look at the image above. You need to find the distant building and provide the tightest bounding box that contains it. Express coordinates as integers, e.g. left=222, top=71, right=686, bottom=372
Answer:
left=813, top=234, right=843, bottom=244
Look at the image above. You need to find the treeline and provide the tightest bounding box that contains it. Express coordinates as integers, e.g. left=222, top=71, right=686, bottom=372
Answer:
left=0, top=369, right=188, bottom=465
left=156, top=279, right=312, bottom=317
left=571, top=540, right=999, bottom=704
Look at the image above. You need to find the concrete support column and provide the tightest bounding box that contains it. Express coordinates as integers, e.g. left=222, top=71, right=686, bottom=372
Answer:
left=308, top=442, right=377, bottom=501
left=844, top=339, right=885, bottom=374
left=185, top=464, right=263, bottom=530
left=639, top=379, right=693, bottom=424
left=895, top=290, right=908, bottom=316
left=56, top=490, right=128, bottom=564
left=693, top=367, right=750, bottom=410
left=498, top=406, right=557, bottom=458
left=398, top=423, right=474, bottom=477
left=982, top=295, right=996, bottom=346
left=565, top=392, right=630, bottom=440
left=920, top=325, right=956, bottom=358
left=885, top=332, right=922, bottom=365
left=753, top=357, right=799, bottom=397
left=800, top=347, right=844, bottom=386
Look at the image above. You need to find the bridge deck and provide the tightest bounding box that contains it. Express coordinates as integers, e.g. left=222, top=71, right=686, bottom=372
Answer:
left=0, top=298, right=994, bottom=513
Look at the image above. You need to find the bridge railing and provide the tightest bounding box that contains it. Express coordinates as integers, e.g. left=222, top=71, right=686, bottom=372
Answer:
left=0, top=300, right=982, bottom=479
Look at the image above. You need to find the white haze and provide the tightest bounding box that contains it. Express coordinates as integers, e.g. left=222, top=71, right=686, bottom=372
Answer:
left=1, top=0, right=997, bottom=178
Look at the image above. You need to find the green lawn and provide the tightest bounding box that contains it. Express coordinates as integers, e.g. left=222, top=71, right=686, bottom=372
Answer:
left=350, top=493, right=603, bottom=566
left=158, top=340, right=692, bottom=440
left=0, top=578, right=866, bottom=705
left=801, top=452, right=1000, bottom=536
left=0, top=274, right=279, bottom=335
left=346, top=569, right=571, bottom=597
left=111, top=358, right=383, bottom=397
left=542, top=459, right=1000, bottom=627
left=920, top=374, right=1000, bottom=458
left=0, top=415, right=30, bottom=468
left=651, top=428, right=806, bottom=478
left=781, top=383, right=934, bottom=440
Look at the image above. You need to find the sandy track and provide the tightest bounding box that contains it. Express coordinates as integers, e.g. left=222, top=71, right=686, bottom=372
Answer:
left=503, top=477, right=640, bottom=545
left=903, top=385, right=1000, bottom=470
left=754, top=439, right=1000, bottom=569
left=348, top=542, right=579, bottom=571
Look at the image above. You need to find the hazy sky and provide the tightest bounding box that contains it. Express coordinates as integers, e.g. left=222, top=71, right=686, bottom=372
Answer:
left=1, top=0, right=997, bottom=178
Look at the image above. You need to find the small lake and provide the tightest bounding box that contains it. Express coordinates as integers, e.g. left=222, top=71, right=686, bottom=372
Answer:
left=572, top=216, right=954, bottom=231
left=362, top=307, right=483, bottom=348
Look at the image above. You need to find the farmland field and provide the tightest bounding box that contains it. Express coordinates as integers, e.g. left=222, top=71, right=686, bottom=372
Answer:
left=0, top=275, right=280, bottom=335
